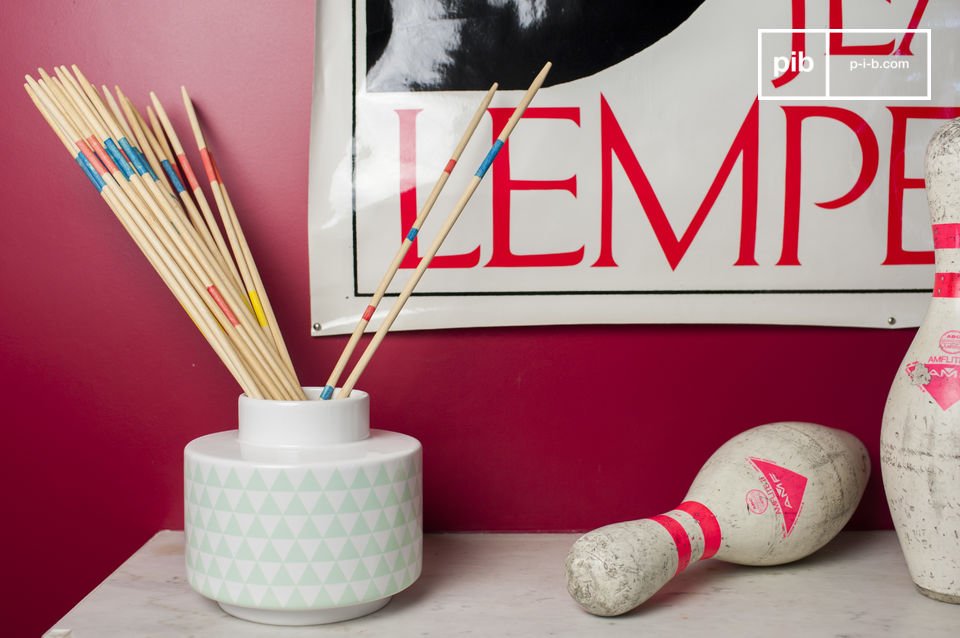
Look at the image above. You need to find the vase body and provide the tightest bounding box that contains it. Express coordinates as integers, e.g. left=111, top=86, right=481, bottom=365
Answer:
left=184, top=388, right=423, bottom=624
left=881, top=118, right=960, bottom=604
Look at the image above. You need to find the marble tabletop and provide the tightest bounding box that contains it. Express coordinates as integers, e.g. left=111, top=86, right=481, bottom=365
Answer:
left=47, top=530, right=958, bottom=637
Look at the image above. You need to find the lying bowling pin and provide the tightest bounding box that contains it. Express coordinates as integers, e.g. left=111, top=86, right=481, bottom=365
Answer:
left=565, top=421, right=869, bottom=616
left=881, top=117, right=960, bottom=604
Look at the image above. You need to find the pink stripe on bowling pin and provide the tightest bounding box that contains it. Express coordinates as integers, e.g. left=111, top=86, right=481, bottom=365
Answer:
left=933, top=223, right=960, bottom=249
left=650, top=501, right=723, bottom=575
left=677, top=501, right=722, bottom=559
left=650, top=515, right=692, bottom=575
left=934, top=273, right=960, bottom=298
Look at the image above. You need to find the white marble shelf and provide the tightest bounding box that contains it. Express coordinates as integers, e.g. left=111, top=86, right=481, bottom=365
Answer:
left=47, top=531, right=957, bottom=637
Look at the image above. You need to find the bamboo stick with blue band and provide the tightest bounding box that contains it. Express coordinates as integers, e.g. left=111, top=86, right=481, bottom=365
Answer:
left=320, top=82, right=499, bottom=400
left=336, top=62, right=552, bottom=399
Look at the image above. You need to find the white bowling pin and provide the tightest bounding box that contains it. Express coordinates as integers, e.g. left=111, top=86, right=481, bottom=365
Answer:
left=881, top=117, right=960, bottom=604
left=566, top=422, right=869, bottom=616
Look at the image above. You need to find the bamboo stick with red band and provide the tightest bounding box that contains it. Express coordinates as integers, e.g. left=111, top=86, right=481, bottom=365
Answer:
left=337, top=63, right=551, bottom=399
left=320, top=82, right=498, bottom=400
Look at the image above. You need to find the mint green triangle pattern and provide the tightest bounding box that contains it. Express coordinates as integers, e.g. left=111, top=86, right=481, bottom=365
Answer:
left=185, top=453, right=422, bottom=610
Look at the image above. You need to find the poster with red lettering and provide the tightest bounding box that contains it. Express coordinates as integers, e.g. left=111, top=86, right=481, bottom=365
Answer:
left=308, top=0, right=955, bottom=334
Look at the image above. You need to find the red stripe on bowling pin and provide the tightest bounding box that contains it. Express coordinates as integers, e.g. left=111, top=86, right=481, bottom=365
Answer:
left=933, top=223, right=960, bottom=249
left=651, top=502, right=723, bottom=574
left=650, top=515, right=691, bottom=575
left=677, top=501, right=722, bottom=559
left=934, top=273, right=960, bottom=298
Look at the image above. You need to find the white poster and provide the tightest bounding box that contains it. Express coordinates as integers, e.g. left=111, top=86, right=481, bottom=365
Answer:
left=309, top=0, right=958, bottom=335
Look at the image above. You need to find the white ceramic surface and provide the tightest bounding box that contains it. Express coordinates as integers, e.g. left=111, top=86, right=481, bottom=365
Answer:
left=184, top=388, right=423, bottom=625
left=881, top=118, right=960, bottom=604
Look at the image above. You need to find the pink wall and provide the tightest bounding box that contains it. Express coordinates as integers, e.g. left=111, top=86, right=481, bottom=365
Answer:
left=0, top=1, right=917, bottom=635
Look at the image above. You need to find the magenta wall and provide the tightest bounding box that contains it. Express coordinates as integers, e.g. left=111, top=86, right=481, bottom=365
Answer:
left=0, top=1, right=917, bottom=635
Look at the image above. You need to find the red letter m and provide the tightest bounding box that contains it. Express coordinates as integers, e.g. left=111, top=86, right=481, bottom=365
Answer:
left=595, top=96, right=759, bottom=270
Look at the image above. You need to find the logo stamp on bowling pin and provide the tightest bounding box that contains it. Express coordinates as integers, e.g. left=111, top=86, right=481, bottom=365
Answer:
left=747, top=458, right=807, bottom=537
left=745, top=489, right=769, bottom=515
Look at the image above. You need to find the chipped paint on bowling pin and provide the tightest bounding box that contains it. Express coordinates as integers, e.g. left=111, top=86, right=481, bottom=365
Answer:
left=565, top=422, right=869, bottom=616
left=881, top=117, right=960, bottom=605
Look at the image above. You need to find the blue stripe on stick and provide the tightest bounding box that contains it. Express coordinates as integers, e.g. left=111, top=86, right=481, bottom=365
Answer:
left=474, top=139, right=504, bottom=178
left=104, top=139, right=133, bottom=180
left=406, top=227, right=419, bottom=242
left=76, top=154, right=105, bottom=192
left=139, top=150, right=159, bottom=180
left=161, top=160, right=186, bottom=193
left=119, top=138, right=150, bottom=177
left=320, top=386, right=335, bottom=400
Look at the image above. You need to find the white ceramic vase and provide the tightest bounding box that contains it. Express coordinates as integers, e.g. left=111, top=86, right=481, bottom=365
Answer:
left=184, top=388, right=423, bottom=625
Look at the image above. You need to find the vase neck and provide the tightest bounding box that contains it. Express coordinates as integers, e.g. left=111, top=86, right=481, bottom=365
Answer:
left=238, top=388, right=370, bottom=447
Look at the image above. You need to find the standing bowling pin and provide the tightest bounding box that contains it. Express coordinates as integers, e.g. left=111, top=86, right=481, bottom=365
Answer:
left=566, top=422, right=869, bottom=616
left=881, top=117, right=960, bottom=604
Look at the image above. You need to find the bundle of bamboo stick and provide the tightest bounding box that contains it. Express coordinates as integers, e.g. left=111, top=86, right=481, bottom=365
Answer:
left=25, top=65, right=303, bottom=400
left=25, top=62, right=550, bottom=403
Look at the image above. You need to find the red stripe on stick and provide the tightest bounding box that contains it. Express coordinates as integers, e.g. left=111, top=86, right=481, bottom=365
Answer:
left=77, top=140, right=107, bottom=175
left=89, top=136, right=118, bottom=174
left=650, top=515, right=691, bottom=575
left=677, top=501, right=722, bottom=560
left=177, top=153, right=201, bottom=192
left=933, top=223, right=960, bottom=249
left=209, top=150, right=224, bottom=183
left=200, top=148, right=217, bottom=184
left=444, top=158, right=457, bottom=174
left=207, top=285, right=239, bottom=326
left=362, top=305, right=376, bottom=322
